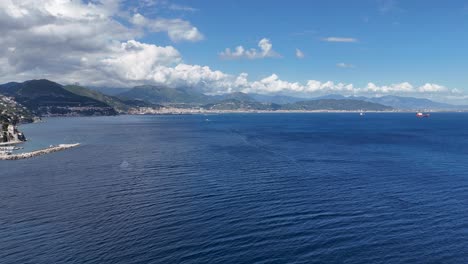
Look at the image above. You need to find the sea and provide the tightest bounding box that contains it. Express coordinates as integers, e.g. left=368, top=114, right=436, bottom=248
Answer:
left=1, top=113, right=468, bottom=263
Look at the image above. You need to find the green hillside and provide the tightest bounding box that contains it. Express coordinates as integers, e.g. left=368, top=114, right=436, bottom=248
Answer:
left=64, top=85, right=130, bottom=113
left=0, top=80, right=117, bottom=116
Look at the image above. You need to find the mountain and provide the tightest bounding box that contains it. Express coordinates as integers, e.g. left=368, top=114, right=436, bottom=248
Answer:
left=282, top=99, right=393, bottom=111
left=249, top=94, right=304, bottom=104
left=360, top=95, right=460, bottom=110
left=64, top=85, right=131, bottom=113
left=0, top=80, right=117, bottom=116
left=204, top=99, right=281, bottom=111
left=3, top=80, right=464, bottom=114
left=313, top=94, right=348, bottom=100
left=215, top=92, right=256, bottom=102
left=118, top=85, right=213, bottom=105
left=88, top=87, right=132, bottom=96
left=311, top=94, right=467, bottom=110
left=106, top=85, right=397, bottom=111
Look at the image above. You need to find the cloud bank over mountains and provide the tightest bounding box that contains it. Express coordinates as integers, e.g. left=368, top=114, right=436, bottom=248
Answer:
left=0, top=0, right=463, bottom=102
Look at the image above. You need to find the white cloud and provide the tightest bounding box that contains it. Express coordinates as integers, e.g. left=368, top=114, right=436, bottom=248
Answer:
left=363, top=82, right=414, bottom=93
left=322, top=37, right=358, bottom=43
left=234, top=76, right=458, bottom=100
left=245, top=74, right=304, bottom=93
left=296, top=48, right=305, bottom=59
left=131, top=13, right=204, bottom=42
left=220, top=38, right=281, bottom=59
left=0, top=0, right=206, bottom=86
left=168, top=4, right=198, bottom=12
left=132, top=0, right=197, bottom=12
left=337, top=62, right=355, bottom=68
left=99, top=40, right=182, bottom=81
left=418, top=83, right=448, bottom=93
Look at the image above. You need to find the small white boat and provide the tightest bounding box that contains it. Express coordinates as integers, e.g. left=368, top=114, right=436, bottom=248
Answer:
left=0, top=146, right=15, bottom=151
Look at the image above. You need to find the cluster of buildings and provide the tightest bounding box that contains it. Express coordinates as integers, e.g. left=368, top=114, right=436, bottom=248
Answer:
left=0, top=95, right=28, bottom=146
left=1, top=123, right=26, bottom=144
left=0, top=122, right=26, bottom=156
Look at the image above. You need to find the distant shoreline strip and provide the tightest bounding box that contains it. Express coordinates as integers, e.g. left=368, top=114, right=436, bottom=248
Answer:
left=0, top=143, right=80, bottom=160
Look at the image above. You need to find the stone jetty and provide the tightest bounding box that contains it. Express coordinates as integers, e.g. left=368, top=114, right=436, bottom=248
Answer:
left=0, top=143, right=80, bottom=160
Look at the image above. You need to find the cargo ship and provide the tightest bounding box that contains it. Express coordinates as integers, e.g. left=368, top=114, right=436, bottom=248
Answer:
left=416, top=112, right=430, bottom=118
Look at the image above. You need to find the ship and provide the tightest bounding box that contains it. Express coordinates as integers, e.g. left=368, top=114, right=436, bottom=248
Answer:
left=416, top=112, right=430, bottom=118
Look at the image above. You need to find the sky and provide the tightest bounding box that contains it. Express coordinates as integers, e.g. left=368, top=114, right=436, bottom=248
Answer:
left=1, top=0, right=468, bottom=103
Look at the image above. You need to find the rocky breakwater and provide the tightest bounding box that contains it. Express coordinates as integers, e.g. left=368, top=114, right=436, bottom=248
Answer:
left=0, top=143, right=80, bottom=160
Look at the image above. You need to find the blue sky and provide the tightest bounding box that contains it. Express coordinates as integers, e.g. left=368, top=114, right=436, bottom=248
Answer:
left=1, top=0, right=468, bottom=103
left=142, top=0, right=468, bottom=88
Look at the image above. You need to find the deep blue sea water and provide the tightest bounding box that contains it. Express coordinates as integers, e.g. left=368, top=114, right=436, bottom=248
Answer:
left=1, top=113, right=468, bottom=263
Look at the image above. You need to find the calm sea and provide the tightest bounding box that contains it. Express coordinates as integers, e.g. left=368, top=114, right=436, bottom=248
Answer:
left=1, top=113, right=468, bottom=263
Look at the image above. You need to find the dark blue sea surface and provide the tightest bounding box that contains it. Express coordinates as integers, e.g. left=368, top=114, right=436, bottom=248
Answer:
left=1, top=113, right=468, bottom=263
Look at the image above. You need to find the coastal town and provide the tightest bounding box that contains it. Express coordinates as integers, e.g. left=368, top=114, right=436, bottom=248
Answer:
left=0, top=119, right=80, bottom=160
left=0, top=94, right=80, bottom=159
left=0, top=95, right=28, bottom=156
left=1, top=123, right=26, bottom=150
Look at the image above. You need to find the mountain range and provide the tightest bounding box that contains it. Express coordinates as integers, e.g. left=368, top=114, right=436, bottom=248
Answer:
left=1, top=79, right=467, bottom=122
left=117, top=85, right=213, bottom=105
left=313, top=94, right=466, bottom=110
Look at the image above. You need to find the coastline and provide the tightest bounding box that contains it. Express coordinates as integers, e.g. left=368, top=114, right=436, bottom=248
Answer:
left=128, top=108, right=467, bottom=115
left=0, top=143, right=80, bottom=160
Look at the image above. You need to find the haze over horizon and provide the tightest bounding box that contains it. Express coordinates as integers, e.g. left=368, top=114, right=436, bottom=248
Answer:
left=1, top=0, right=468, bottom=104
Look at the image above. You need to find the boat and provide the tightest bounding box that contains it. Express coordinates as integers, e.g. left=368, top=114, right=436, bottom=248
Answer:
left=416, top=112, right=430, bottom=118
left=0, top=146, right=15, bottom=156
left=0, top=146, right=15, bottom=151
left=359, top=112, right=365, bottom=116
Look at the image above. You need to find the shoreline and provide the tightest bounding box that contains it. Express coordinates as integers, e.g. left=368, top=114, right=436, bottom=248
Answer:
left=128, top=108, right=468, bottom=115
left=28, top=110, right=468, bottom=120
left=0, top=143, right=80, bottom=160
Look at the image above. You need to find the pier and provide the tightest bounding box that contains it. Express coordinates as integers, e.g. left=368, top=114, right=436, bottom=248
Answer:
left=0, top=143, right=80, bottom=160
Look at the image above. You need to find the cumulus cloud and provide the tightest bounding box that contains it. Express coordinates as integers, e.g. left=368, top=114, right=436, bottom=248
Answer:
left=322, top=37, right=358, bottom=43
left=0, top=0, right=134, bottom=79
left=0, top=0, right=207, bottom=86
left=363, top=82, right=414, bottom=93
left=220, top=38, right=281, bottom=59
left=245, top=74, right=304, bottom=93
left=99, top=40, right=182, bottom=81
left=418, top=83, right=448, bottom=93
left=296, top=48, right=305, bottom=59
left=235, top=75, right=458, bottom=100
